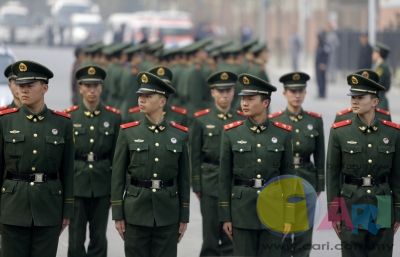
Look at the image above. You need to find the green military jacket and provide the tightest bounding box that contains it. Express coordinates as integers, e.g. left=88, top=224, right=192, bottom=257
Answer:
left=334, top=107, right=391, bottom=122
left=326, top=116, right=400, bottom=224
left=191, top=106, right=243, bottom=196
left=269, top=109, right=325, bottom=192
left=218, top=118, right=294, bottom=229
left=127, top=105, right=190, bottom=127
left=246, top=63, right=270, bottom=82
left=111, top=117, right=190, bottom=227
left=376, top=61, right=391, bottom=110
left=182, top=64, right=210, bottom=113
left=66, top=103, right=121, bottom=198
left=0, top=106, right=74, bottom=226
left=118, top=67, right=139, bottom=122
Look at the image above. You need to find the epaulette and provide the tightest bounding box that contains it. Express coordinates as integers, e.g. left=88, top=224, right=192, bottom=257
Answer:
left=237, top=110, right=245, bottom=116
left=273, top=121, right=292, bottom=131
left=128, top=106, right=140, bottom=114
left=105, top=105, right=121, bottom=114
left=305, top=111, right=322, bottom=118
left=64, top=105, right=79, bottom=113
left=376, top=108, right=390, bottom=116
left=224, top=120, right=244, bottom=131
left=381, top=120, right=400, bottom=130
left=268, top=110, right=283, bottom=119
left=332, top=119, right=352, bottom=129
left=0, top=107, right=18, bottom=116
left=170, top=105, right=188, bottom=115
left=52, top=110, right=71, bottom=119
left=170, top=121, right=189, bottom=132
left=194, top=108, right=210, bottom=118
left=336, top=108, right=351, bottom=116
left=120, top=121, right=140, bottom=129
left=0, top=106, right=8, bottom=111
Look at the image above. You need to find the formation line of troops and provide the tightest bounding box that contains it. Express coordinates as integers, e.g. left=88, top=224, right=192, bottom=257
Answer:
left=0, top=40, right=399, bottom=257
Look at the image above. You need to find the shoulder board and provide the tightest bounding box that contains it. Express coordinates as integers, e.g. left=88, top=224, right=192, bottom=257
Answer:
left=268, top=110, right=283, bottom=119
left=273, top=121, right=292, bottom=131
left=170, top=105, right=188, bottom=115
left=64, top=105, right=79, bottom=113
left=224, top=120, right=244, bottom=131
left=332, top=119, right=352, bottom=129
left=336, top=107, right=352, bottom=116
left=51, top=110, right=71, bottom=119
left=120, top=121, right=140, bottom=129
left=0, top=106, right=8, bottom=111
left=105, top=105, right=120, bottom=114
left=194, top=108, right=210, bottom=118
left=170, top=121, right=189, bottom=132
left=128, top=106, right=141, bottom=114
left=381, top=120, right=400, bottom=130
left=237, top=110, right=245, bottom=116
left=305, top=111, right=322, bottom=118
left=376, top=108, right=390, bottom=116
left=0, top=107, right=19, bottom=116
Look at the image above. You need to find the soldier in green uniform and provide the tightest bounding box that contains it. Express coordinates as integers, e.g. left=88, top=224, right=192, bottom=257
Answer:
left=219, top=73, right=294, bottom=256
left=246, top=43, right=270, bottom=82
left=335, top=70, right=391, bottom=122
left=0, top=60, right=74, bottom=257
left=372, top=43, right=391, bottom=110
left=327, top=72, right=400, bottom=257
left=191, top=71, right=242, bottom=256
left=1, top=64, right=21, bottom=110
left=66, top=65, right=121, bottom=257
left=269, top=72, right=325, bottom=257
left=111, top=72, right=190, bottom=257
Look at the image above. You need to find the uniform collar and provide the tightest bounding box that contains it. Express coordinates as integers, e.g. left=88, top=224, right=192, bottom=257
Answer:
left=144, top=116, right=167, bottom=133
left=245, top=118, right=269, bottom=133
left=22, top=105, right=48, bottom=122
left=285, top=108, right=304, bottom=122
left=213, top=105, right=233, bottom=120
left=353, top=115, right=379, bottom=133
left=82, top=103, right=102, bottom=118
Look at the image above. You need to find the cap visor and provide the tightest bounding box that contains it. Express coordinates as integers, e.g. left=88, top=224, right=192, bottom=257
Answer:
left=15, top=79, right=42, bottom=85
left=347, top=91, right=367, bottom=96
left=238, top=91, right=258, bottom=96
left=79, top=79, right=103, bottom=84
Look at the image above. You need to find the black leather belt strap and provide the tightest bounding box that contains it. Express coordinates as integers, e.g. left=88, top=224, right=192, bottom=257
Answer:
left=131, top=178, right=174, bottom=189
left=234, top=176, right=265, bottom=188
left=75, top=153, right=108, bottom=162
left=344, top=174, right=388, bottom=187
left=6, top=172, right=58, bottom=182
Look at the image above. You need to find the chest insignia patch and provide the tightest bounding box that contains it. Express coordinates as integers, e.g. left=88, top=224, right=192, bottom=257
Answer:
left=9, top=130, right=20, bottom=134
left=271, top=137, right=278, bottom=143
left=171, top=137, right=177, bottom=144
left=237, top=140, right=247, bottom=144
left=346, top=140, right=358, bottom=145
left=73, top=123, right=82, bottom=128
left=104, top=121, right=110, bottom=128
left=52, top=129, right=58, bottom=135
left=383, top=138, right=389, bottom=144
left=134, top=139, right=144, bottom=143
left=307, top=124, right=313, bottom=130
left=206, top=124, right=215, bottom=129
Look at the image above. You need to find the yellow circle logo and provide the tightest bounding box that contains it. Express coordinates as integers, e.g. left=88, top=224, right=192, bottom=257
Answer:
left=220, top=72, right=229, bottom=80
left=19, top=63, right=27, bottom=72
left=243, top=76, right=250, bottom=85
left=157, top=67, right=165, bottom=76
left=88, top=67, right=96, bottom=75
left=141, top=74, right=149, bottom=83
left=292, top=73, right=301, bottom=81
left=351, top=76, right=359, bottom=85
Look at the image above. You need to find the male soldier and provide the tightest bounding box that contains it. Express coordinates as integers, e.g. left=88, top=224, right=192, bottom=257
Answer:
left=219, top=73, right=294, bottom=256
left=372, top=43, right=391, bottom=110
left=327, top=72, right=400, bottom=257
left=335, top=70, right=391, bottom=122
left=191, top=71, right=242, bottom=256
left=111, top=72, right=190, bottom=257
left=0, top=60, right=74, bottom=257
left=127, top=66, right=189, bottom=126
left=269, top=72, right=325, bottom=257
left=66, top=65, right=121, bottom=257
left=0, top=64, right=21, bottom=110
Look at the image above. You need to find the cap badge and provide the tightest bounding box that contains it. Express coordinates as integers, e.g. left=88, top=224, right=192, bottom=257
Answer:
left=361, top=71, right=369, bottom=79
left=292, top=73, right=301, bottom=81
left=220, top=72, right=229, bottom=80
left=19, top=63, right=27, bottom=72
left=157, top=67, right=165, bottom=76
left=351, top=76, right=359, bottom=85
left=242, top=76, right=250, bottom=85
left=141, top=74, right=149, bottom=83
left=88, top=67, right=96, bottom=75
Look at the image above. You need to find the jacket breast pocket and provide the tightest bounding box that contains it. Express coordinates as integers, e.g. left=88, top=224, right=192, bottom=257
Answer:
left=232, top=144, right=251, bottom=169
left=202, top=128, right=220, bottom=150
left=266, top=145, right=285, bottom=168
left=3, top=134, right=25, bottom=157
left=304, top=130, right=319, bottom=139
left=73, top=127, right=86, bottom=137
left=165, top=144, right=183, bottom=167
left=99, top=126, right=115, bottom=137
left=129, top=143, right=149, bottom=165
left=342, top=145, right=362, bottom=169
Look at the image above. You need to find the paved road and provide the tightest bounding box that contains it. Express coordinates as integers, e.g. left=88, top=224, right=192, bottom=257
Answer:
left=10, top=45, right=400, bottom=257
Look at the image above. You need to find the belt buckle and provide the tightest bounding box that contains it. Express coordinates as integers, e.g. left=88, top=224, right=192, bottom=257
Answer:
left=293, top=156, right=301, bottom=165
left=253, top=178, right=263, bottom=189
left=87, top=152, right=95, bottom=162
left=362, top=176, right=372, bottom=187
left=151, top=180, right=161, bottom=189
left=34, top=173, right=44, bottom=183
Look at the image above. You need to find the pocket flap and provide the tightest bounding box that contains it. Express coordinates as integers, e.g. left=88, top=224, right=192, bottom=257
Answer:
left=203, top=128, right=220, bottom=137
left=232, top=144, right=251, bottom=152
left=341, top=184, right=355, bottom=198
left=304, top=130, right=319, bottom=138
left=378, top=145, right=395, bottom=154
left=126, top=185, right=141, bottom=197
left=99, top=126, right=115, bottom=135
left=267, top=145, right=284, bottom=152
left=231, top=187, right=243, bottom=199
left=73, top=127, right=86, bottom=135
left=4, top=134, right=25, bottom=143
left=2, top=180, right=17, bottom=194
left=166, top=144, right=182, bottom=153
left=45, top=136, right=65, bottom=145
left=129, top=142, right=149, bottom=151
left=343, top=145, right=362, bottom=154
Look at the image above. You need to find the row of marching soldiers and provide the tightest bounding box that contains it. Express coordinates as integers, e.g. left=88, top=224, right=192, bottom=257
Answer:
left=0, top=44, right=398, bottom=257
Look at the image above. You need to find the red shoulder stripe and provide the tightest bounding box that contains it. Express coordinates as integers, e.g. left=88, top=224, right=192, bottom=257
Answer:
left=305, top=111, right=322, bottom=118
left=52, top=110, right=71, bottom=119
left=120, top=121, right=140, bottom=129
left=0, top=107, right=18, bottom=116
left=381, top=120, right=400, bottom=130
left=128, top=106, right=141, bottom=114
left=194, top=108, right=210, bottom=118
left=332, top=119, right=352, bottom=129
left=170, top=121, right=189, bottom=132
left=376, top=108, right=390, bottom=116
left=64, top=105, right=79, bottom=113
left=336, top=107, right=352, bottom=116
left=268, top=111, right=283, bottom=119
left=273, top=121, right=292, bottom=131
left=224, top=120, right=244, bottom=131
left=170, top=105, right=188, bottom=115
left=105, top=105, right=120, bottom=114
left=0, top=106, right=8, bottom=111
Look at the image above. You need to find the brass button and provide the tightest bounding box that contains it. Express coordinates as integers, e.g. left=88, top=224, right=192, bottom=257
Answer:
left=368, top=144, right=372, bottom=148
left=155, top=130, right=159, bottom=133
left=310, top=134, right=314, bottom=138
left=350, top=150, right=354, bottom=154
left=153, top=173, right=158, bottom=178
left=257, top=190, right=261, bottom=194
left=208, top=133, right=212, bottom=136
left=2, top=188, right=5, bottom=192
left=366, top=189, right=371, bottom=194
left=152, top=189, right=157, bottom=192
left=368, top=159, right=372, bottom=164
left=136, top=148, right=141, bottom=151
left=58, top=190, right=62, bottom=195
left=74, top=131, right=78, bottom=135
left=296, top=141, right=300, bottom=146
left=386, top=151, right=389, bottom=154
left=90, top=138, right=94, bottom=143
left=12, top=139, right=16, bottom=143
left=367, top=129, right=371, bottom=133
left=105, top=132, right=109, bottom=136
left=31, top=167, right=36, bottom=171
left=256, top=174, right=261, bottom=178
left=155, top=158, right=159, bottom=162
left=90, top=126, right=94, bottom=130
left=367, top=174, right=371, bottom=177
left=33, top=118, right=37, bottom=122
left=239, top=149, right=243, bottom=152
left=257, top=144, right=261, bottom=148
left=257, top=158, right=261, bottom=163
left=155, top=142, right=159, bottom=147
left=30, top=182, right=35, bottom=186
left=33, top=133, right=38, bottom=137
left=295, top=129, right=300, bottom=133
left=54, top=141, right=58, bottom=144
left=89, top=164, right=93, bottom=169
left=33, top=150, right=37, bottom=154
left=173, top=149, right=176, bottom=153
left=295, top=153, right=300, bottom=157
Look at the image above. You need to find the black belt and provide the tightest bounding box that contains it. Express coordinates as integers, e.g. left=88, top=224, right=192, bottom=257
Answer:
left=6, top=172, right=58, bottom=183
left=344, top=174, right=388, bottom=187
left=75, top=152, right=108, bottom=162
left=234, top=176, right=265, bottom=189
left=293, top=156, right=310, bottom=165
left=131, top=178, right=174, bottom=189
left=203, top=157, right=219, bottom=166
